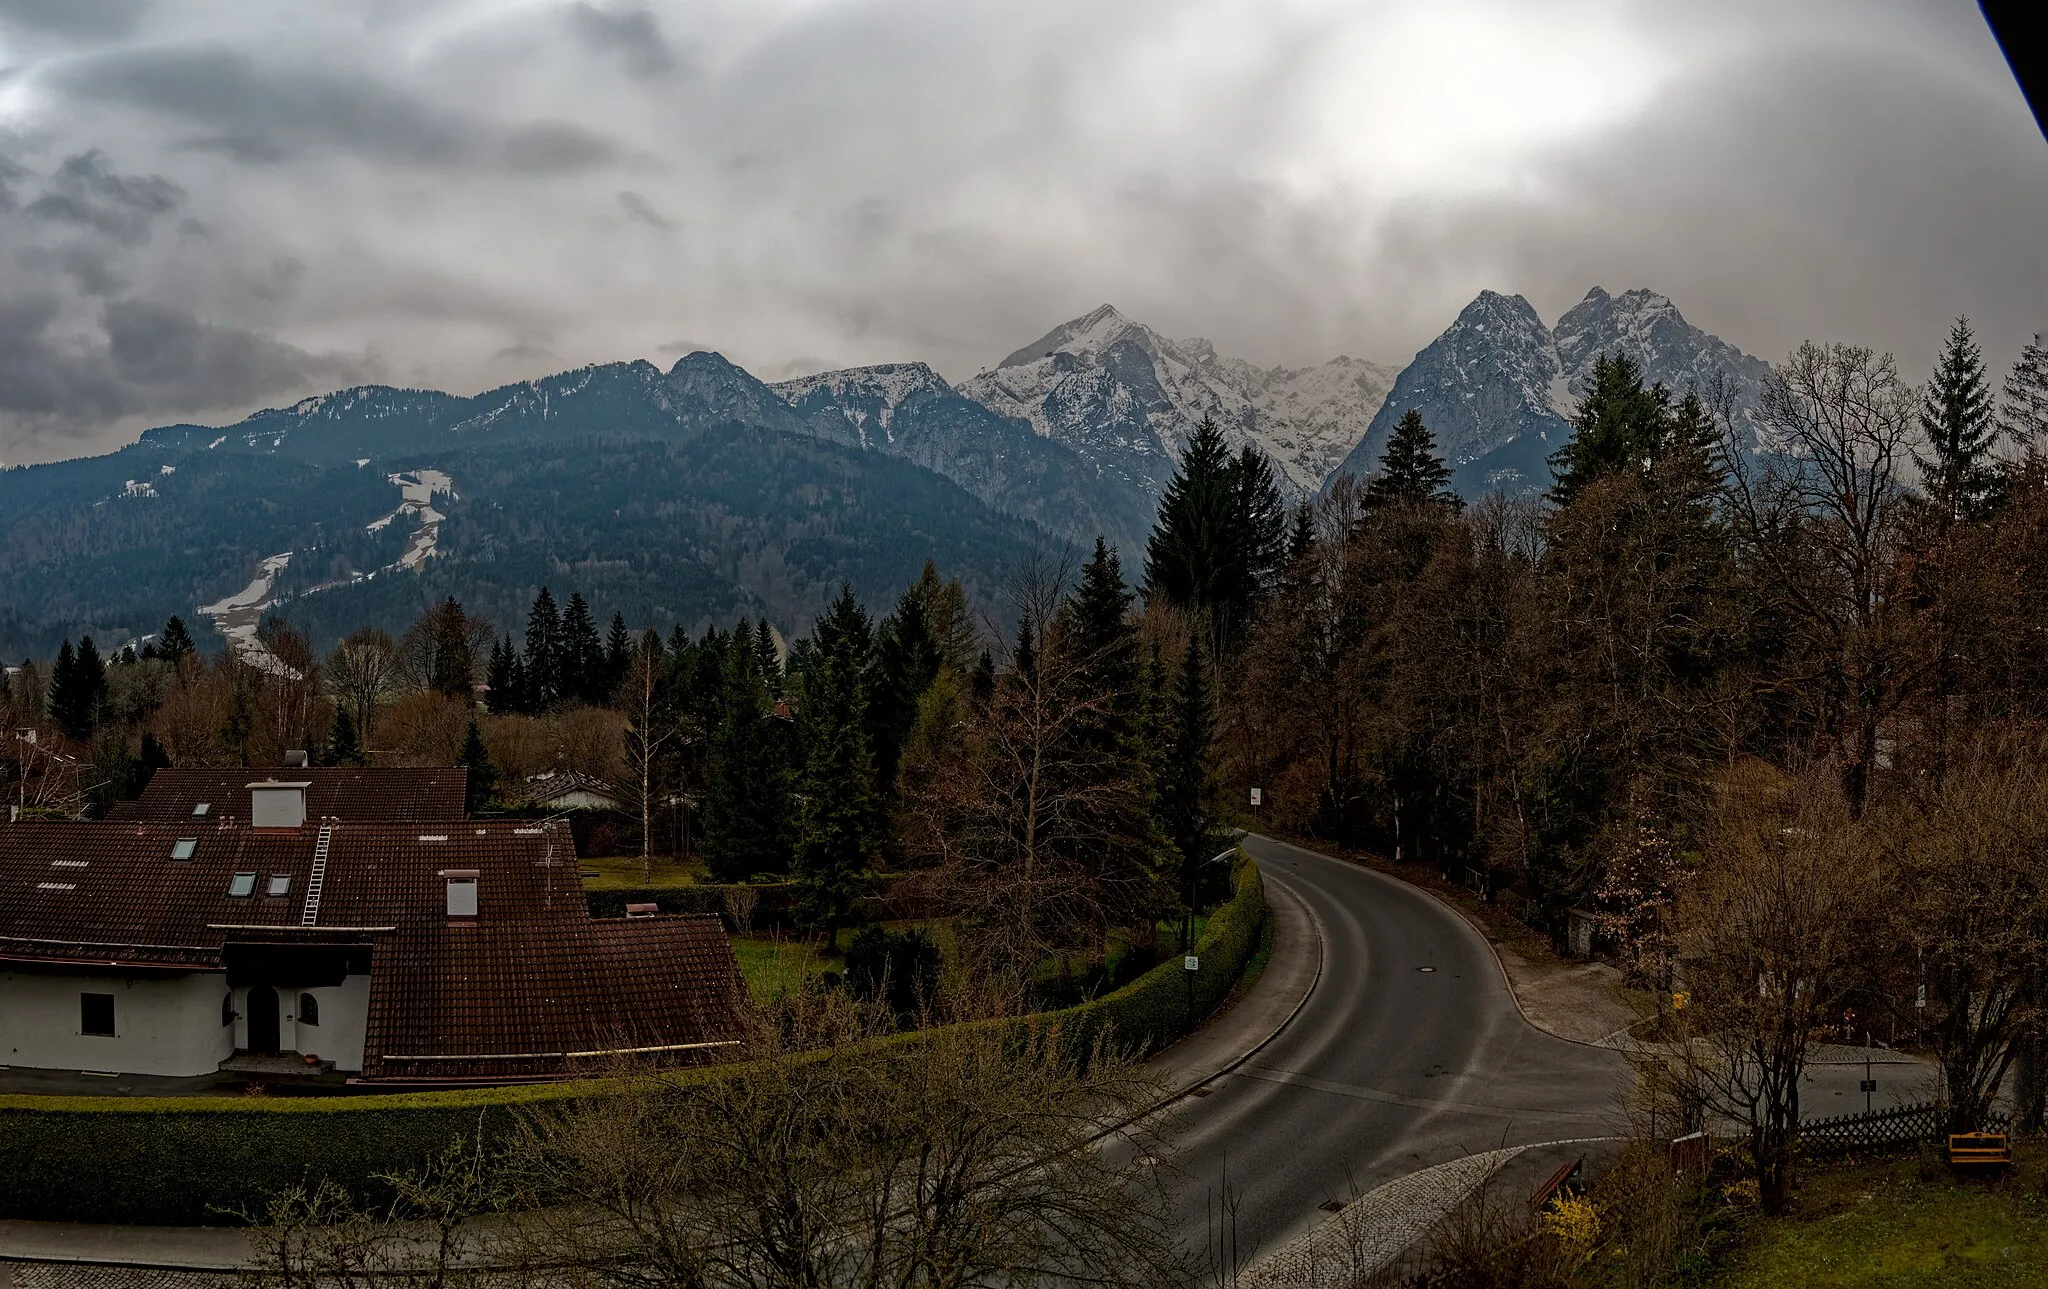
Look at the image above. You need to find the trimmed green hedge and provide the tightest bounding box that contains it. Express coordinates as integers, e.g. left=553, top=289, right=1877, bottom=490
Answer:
left=0, top=852, right=1266, bottom=1224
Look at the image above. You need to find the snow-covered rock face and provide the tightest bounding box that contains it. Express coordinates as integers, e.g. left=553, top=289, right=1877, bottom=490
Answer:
left=957, top=304, right=1395, bottom=500
left=1552, top=287, right=1771, bottom=440
left=1330, top=287, right=1771, bottom=497
left=772, top=362, right=950, bottom=448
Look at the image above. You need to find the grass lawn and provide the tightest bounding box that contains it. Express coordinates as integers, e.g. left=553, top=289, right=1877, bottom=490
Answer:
left=579, top=855, right=708, bottom=890
left=1715, top=1155, right=2048, bottom=1288
left=731, top=934, right=833, bottom=1003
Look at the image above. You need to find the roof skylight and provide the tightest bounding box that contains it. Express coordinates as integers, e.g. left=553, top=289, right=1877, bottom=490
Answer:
left=171, top=838, right=198, bottom=861
left=227, top=872, right=257, bottom=897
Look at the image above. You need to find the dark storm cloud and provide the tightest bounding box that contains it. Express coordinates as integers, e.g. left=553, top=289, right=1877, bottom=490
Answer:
left=24, top=149, right=182, bottom=243
left=0, top=0, right=2040, bottom=464
left=59, top=46, right=621, bottom=174
left=569, top=3, right=680, bottom=79
left=0, top=0, right=148, bottom=40
left=0, top=149, right=365, bottom=455
left=617, top=190, right=673, bottom=230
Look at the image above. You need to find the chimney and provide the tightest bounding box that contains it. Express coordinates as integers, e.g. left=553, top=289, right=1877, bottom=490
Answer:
left=248, top=780, right=310, bottom=829
left=282, top=749, right=309, bottom=768
left=441, top=869, right=480, bottom=917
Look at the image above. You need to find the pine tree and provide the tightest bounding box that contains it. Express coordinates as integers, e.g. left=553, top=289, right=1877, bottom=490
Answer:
left=560, top=593, right=604, bottom=705
left=484, top=638, right=523, bottom=714
left=158, top=616, right=196, bottom=667
left=754, top=621, right=783, bottom=699
left=523, top=587, right=563, bottom=711
left=1056, top=540, right=1168, bottom=925
left=458, top=719, right=498, bottom=813
left=794, top=587, right=881, bottom=944
left=2002, top=333, right=2048, bottom=455
left=1548, top=352, right=1672, bottom=506
left=1145, top=419, right=1287, bottom=648
left=1145, top=417, right=1238, bottom=612
left=702, top=621, right=795, bottom=881
left=1362, top=409, right=1458, bottom=513
left=1158, top=637, right=1220, bottom=926
left=425, top=598, right=477, bottom=697
left=1228, top=443, right=1288, bottom=610
left=327, top=706, right=364, bottom=766
left=604, top=611, right=632, bottom=699
left=137, top=731, right=171, bottom=788
left=1916, top=316, right=2000, bottom=523
left=872, top=583, right=943, bottom=795
left=969, top=649, right=997, bottom=711
left=48, top=637, right=106, bottom=741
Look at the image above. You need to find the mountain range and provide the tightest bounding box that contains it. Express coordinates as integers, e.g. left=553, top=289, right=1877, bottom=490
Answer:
left=1332, top=287, right=1773, bottom=495
left=0, top=287, right=1771, bottom=660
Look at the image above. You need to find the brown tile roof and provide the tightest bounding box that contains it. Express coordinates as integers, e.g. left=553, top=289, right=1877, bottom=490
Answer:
left=0, top=815, right=746, bottom=1083
left=360, top=916, right=746, bottom=1082
left=111, top=767, right=469, bottom=824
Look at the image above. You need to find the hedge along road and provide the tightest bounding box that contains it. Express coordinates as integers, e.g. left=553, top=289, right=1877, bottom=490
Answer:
left=1158, top=835, right=1628, bottom=1264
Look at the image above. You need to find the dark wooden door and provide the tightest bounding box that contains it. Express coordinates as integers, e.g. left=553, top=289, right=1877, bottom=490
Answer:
left=247, top=984, right=281, bottom=1053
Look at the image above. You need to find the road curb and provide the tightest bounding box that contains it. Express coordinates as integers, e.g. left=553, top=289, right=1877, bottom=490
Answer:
left=1280, top=835, right=1622, bottom=1052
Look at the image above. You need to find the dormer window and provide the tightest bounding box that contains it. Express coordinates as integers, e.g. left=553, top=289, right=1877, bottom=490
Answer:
left=266, top=874, right=292, bottom=897
left=247, top=781, right=310, bottom=829
left=192, top=802, right=210, bottom=817
left=440, top=869, right=479, bottom=917
left=228, top=872, right=257, bottom=898
left=170, top=838, right=198, bottom=861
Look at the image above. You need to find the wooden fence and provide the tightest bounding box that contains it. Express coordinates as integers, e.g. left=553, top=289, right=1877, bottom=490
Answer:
left=1799, top=1101, right=2012, bottom=1157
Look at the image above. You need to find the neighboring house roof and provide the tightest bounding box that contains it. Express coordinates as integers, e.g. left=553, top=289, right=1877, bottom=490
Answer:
left=522, top=769, right=621, bottom=809
left=110, top=767, right=469, bottom=825
left=0, top=816, right=745, bottom=1083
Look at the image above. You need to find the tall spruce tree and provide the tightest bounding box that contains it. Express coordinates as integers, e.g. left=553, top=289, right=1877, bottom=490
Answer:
left=1158, top=637, right=1220, bottom=925
left=560, top=593, right=604, bottom=704
left=754, top=621, right=783, bottom=699
left=1057, top=539, right=1168, bottom=925
left=458, top=720, right=498, bottom=812
left=702, top=621, right=795, bottom=881
left=604, top=611, right=632, bottom=699
left=1548, top=352, right=1673, bottom=506
left=484, top=638, right=524, bottom=714
left=794, top=587, right=881, bottom=944
left=327, top=705, right=364, bottom=766
left=1145, top=418, right=1287, bottom=648
left=2002, top=333, right=2048, bottom=455
left=1362, top=409, right=1458, bottom=512
left=48, top=637, right=106, bottom=741
left=157, top=616, right=196, bottom=667
left=872, top=583, right=944, bottom=795
left=1916, top=316, right=2000, bottom=523
left=523, top=587, right=563, bottom=711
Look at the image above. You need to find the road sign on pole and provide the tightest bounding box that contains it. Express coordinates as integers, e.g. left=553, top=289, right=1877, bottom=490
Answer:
left=1250, top=787, right=1262, bottom=806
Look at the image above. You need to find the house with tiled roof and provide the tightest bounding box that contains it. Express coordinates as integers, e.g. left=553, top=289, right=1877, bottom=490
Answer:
left=0, top=766, right=747, bottom=1086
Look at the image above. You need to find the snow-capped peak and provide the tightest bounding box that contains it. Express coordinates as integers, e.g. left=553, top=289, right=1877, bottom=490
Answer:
left=959, top=305, right=1395, bottom=500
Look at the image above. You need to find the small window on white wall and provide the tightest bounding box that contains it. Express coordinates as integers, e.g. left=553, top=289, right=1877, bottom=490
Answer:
left=81, top=992, right=115, bottom=1036
left=299, top=992, right=320, bottom=1026
left=222, top=993, right=236, bottom=1027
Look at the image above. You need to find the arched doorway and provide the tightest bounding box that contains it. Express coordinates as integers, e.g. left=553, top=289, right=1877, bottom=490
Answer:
left=247, top=984, right=281, bottom=1053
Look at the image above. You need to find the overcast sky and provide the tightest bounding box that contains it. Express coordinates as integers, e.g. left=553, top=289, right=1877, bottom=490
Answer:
left=0, top=0, right=2041, bottom=463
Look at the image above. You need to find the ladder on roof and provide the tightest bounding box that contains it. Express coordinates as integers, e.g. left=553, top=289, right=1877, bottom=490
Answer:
left=301, top=823, right=334, bottom=926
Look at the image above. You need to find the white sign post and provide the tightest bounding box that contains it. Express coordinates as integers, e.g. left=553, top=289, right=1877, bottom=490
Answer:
left=1249, top=787, right=1262, bottom=807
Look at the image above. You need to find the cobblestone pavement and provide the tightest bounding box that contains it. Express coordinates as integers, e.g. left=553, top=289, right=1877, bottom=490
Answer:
left=1236, top=1146, right=1526, bottom=1288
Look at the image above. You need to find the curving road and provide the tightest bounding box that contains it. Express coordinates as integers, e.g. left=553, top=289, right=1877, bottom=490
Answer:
left=1159, top=836, right=1628, bottom=1262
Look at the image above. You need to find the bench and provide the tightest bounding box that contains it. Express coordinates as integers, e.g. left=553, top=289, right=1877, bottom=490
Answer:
left=1531, top=1155, right=1585, bottom=1211
left=1948, top=1132, right=2012, bottom=1168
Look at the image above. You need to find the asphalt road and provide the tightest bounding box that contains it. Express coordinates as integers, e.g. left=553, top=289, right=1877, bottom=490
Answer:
left=1158, top=836, right=1628, bottom=1265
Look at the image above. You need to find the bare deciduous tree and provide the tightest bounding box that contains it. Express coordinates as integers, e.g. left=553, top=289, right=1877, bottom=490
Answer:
left=1654, top=768, right=1877, bottom=1215
left=1728, top=343, right=1923, bottom=816
left=329, top=628, right=400, bottom=746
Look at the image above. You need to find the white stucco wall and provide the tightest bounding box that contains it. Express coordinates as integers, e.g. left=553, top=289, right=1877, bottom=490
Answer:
left=0, top=971, right=234, bottom=1077
left=233, top=976, right=370, bottom=1071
